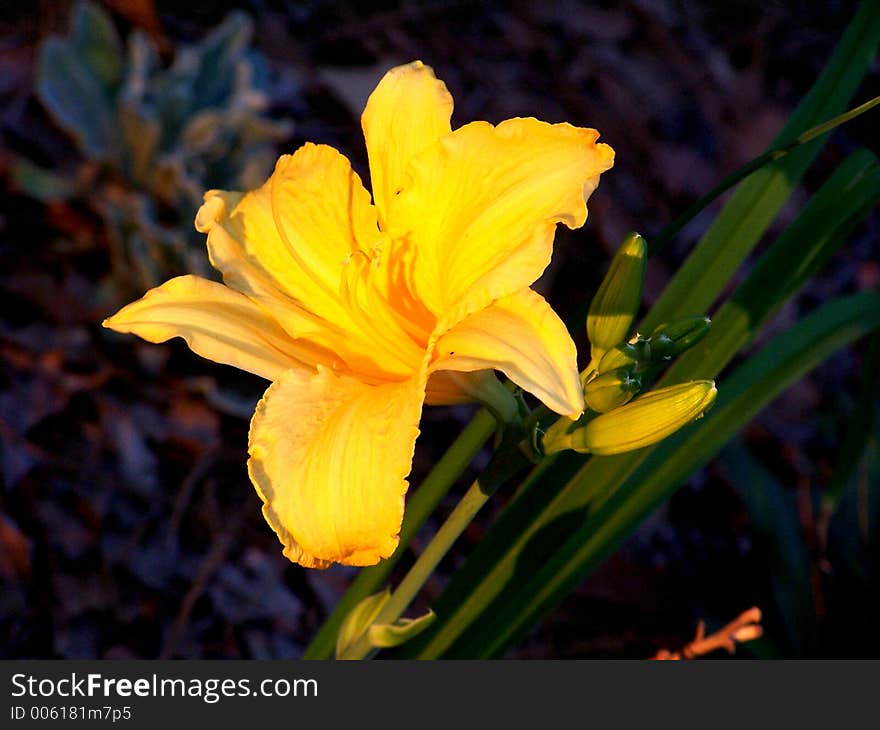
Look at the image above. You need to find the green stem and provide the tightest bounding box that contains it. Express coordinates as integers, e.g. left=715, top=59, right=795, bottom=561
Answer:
left=337, top=448, right=528, bottom=660
left=302, top=407, right=497, bottom=659
left=649, top=94, right=880, bottom=255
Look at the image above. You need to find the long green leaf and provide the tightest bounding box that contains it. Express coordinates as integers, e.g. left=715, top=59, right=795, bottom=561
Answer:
left=475, top=292, right=880, bottom=657
left=827, top=390, right=880, bottom=587
left=641, top=0, right=880, bottom=331
left=825, top=333, right=880, bottom=510
left=721, top=440, right=818, bottom=656
left=401, top=149, right=880, bottom=658
left=647, top=94, right=880, bottom=256
left=658, top=150, right=879, bottom=385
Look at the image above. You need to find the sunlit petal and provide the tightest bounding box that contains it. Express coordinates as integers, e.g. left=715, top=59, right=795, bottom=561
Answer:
left=196, top=148, right=419, bottom=380
left=431, top=288, right=583, bottom=417
left=362, top=61, right=453, bottom=227
left=103, top=275, right=332, bottom=380
left=268, top=144, right=380, bottom=296
left=390, top=117, right=614, bottom=329
left=248, top=367, right=426, bottom=568
left=196, top=189, right=328, bottom=338
left=198, top=144, right=378, bottom=323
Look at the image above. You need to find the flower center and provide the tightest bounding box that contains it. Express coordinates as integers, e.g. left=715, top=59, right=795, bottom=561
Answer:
left=339, top=234, right=436, bottom=377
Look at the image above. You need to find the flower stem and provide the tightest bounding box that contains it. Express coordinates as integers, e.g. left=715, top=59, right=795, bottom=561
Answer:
left=302, top=407, right=497, bottom=659
left=337, top=445, right=529, bottom=660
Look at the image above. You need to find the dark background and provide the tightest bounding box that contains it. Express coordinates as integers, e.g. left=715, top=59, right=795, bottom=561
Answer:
left=0, top=0, right=878, bottom=659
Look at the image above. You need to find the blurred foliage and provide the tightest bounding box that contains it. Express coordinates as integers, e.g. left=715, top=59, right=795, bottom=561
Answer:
left=19, top=1, right=290, bottom=296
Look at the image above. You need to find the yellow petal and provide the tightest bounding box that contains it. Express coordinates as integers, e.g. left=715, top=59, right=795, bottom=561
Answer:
left=268, top=144, right=380, bottom=298
left=390, top=117, right=614, bottom=329
left=197, top=147, right=420, bottom=380
left=197, top=188, right=322, bottom=336
left=248, top=366, right=425, bottom=568
left=362, top=61, right=453, bottom=228
left=431, top=288, right=583, bottom=418
left=338, top=241, right=435, bottom=377
left=199, top=144, right=377, bottom=326
left=103, top=275, right=329, bottom=380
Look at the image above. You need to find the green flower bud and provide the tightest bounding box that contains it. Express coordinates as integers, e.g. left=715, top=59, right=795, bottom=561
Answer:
left=583, top=367, right=641, bottom=413
left=597, top=339, right=647, bottom=374
left=587, top=232, right=647, bottom=360
left=648, top=316, right=712, bottom=361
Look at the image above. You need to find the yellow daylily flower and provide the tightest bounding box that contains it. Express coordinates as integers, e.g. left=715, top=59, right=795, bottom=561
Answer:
left=104, top=61, right=615, bottom=568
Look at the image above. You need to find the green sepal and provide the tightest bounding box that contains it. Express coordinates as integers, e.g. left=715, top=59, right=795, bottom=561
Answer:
left=335, top=588, right=390, bottom=660
left=367, top=610, right=437, bottom=649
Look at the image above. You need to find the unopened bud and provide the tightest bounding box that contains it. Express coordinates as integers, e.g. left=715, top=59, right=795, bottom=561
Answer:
left=547, top=380, right=716, bottom=455
left=583, top=368, right=641, bottom=413
left=587, top=232, right=647, bottom=360
left=585, top=380, right=716, bottom=455
left=648, top=316, right=711, bottom=361
left=597, top=339, right=646, bottom=374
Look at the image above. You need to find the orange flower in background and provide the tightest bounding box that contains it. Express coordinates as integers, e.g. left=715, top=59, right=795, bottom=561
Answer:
left=104, top=61, right=614, bottom=568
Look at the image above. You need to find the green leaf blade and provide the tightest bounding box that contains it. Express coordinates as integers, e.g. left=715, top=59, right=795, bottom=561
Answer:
left=474, top=291, right=880, bottom=658
left=642, top=0, right=880, bottom=332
